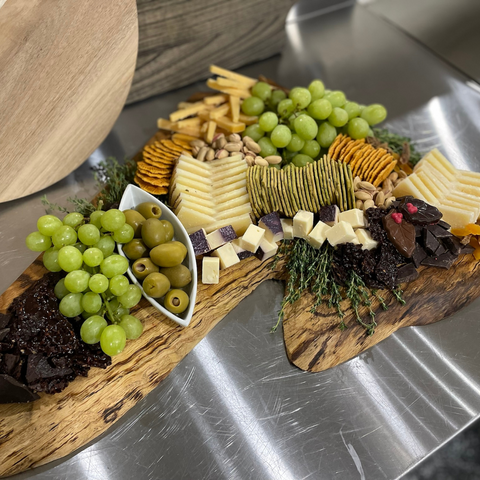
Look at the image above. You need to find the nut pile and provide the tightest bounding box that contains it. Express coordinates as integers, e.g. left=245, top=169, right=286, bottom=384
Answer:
left=353, top=170, right=406, bottom=211
left=189, top=134, right=281, bottom=167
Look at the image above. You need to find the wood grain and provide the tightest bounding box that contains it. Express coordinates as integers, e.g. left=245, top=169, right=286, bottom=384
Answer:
left=0, top=0, right=138, bottom=203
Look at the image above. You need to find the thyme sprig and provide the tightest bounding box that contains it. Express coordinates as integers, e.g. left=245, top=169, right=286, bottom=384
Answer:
left=345, top=271, right=377, bottom=335
left=373, top=128, right=422, bottom=166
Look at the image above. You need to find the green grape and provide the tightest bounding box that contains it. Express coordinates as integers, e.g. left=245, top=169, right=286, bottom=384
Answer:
left=80, top=315, right=108, bottom=344
left=270, top=163, right=281, bottom=170
left=270, top=125, right=292, bottom=148
left=358, top=104, right=365, bottom=114
left=25, top=231, right=52, bottom=252
left=52, top=225, right=77, bottom=248
left=54, top=278, right=70, bottom=300
left=343, top=101, right=360, bottom=120
left=324, top=91, right=346, bottom=108
left=347, top=118, right=370, bottom=140
left=100, top=325, right=126, bottom=356
left=43, top=247, right=62, bottom=272
left=37, top=215, right=63, bottom=236
left=59, top=292, right=84, bottom=317
left=307, top=99, right=332, bottom=120
left=101, top=209, right=126, bottom=232
left=75, top=243, right=87, bottom=254
left=301, top=140, right=320, bottom=158
left=242, top=124, right=265, bottom=142
left=289, top=87, right=311, bottom=109
left=251, top=81, right=272, bottom=102
left=316, top=122, right=337, bottom=148
left=294, top=115, right=318, bottom=141
left=118, top=284, right=142, bottom=309
left=241, top=96, right=264, bottom=116
left=308, top=80, right=325, bottom=101
left=339, top=125, right=350, bottom=135
left=63, top=212, right=84, bottom=228
left=269, top=89, right=287, bottom=109
left=292, top=154, right=314, bottom=167
left=57, top=245, right=84, bottom=272
left=100, top=254, right=129, bottom=278
left=112, top=223, right=134, bottom=244
left=95, top=236, right=116, bottom=258
left=108, top=298, right=130, bottom=318
left=286, top=133, right=305, bottom=152
left=90, top=210, right=105, bottom=229
left=284, top=150, right=298, bottom=162
left=361, top=104, right=387, bottom=126
left=64, top=270, right=90, bottom=293
left=83, top=247, right=104, bottom=267
left=82, top=292, right=103, bottom=314
left=367, top=127, right=374, bottom=137
left=328, top=107, right=349, bottom=127
left=277, top=98, right=295, bottom=118
left=109, top=274, right=129, bottom=296
left=78, top=224, right=101, bottom=246
left=257, top=137, right=277, bottom=157
left=119, top=315, right=143, bottom=340
left=89, top=273, right=109, bottom=293
left=258, top=112, right=279, bottom=132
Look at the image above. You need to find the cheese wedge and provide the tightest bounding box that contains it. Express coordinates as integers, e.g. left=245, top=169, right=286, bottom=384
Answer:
left=392, top=177, right=425, bottom=201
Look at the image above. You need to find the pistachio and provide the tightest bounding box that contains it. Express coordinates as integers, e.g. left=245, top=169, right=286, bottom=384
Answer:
left=388, top=172, right=398, bottom=182
left=197, top=146, right=209, bottom=162
left=245, top=156, right=256, bottom=166
left=205, top=148, right=215, bottom=161
left=375, top=191, right=385, bottom=206
left=356, top=199, right=364, bottom=209
left=364, top=199, right=375, bottom=210
left=255, top=156, right=269, bottom=166
left=398, top=170, right=408, bottom=179
left=384, top=196, right=396, bottom=209
left=215, top=149, right=229, bottom=159
left=225, top=142, right=242, bottom=152
left=217, top=136, right=227, bottom=149
left=190, top=139, right=206, bottom=149
left=243, top=137, right=261, bottom=154
left=358, top=181, right=376, bottom=191
left=353, top=176, right=362, bottom=190
left=191, top=145, right=200, bottom=156
left=264, top=155, right=282, bottom=165
left=227, top=133, right=241, bottom=143
left=355, top=190, right=373, bottom=201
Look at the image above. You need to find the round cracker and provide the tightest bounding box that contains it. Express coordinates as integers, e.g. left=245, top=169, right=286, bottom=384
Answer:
left=373, top=160, right=397, bottom=187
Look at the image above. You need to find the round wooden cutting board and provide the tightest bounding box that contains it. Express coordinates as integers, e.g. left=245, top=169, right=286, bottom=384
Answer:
left=0, top=0, right=138, bottom=203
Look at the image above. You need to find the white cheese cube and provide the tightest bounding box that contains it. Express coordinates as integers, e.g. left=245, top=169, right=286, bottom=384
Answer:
left=212, top=243, right=240, bottom=269
left=293, top=210, right=314, bottom=238
left=338, top=209, right=365, bottom=229
left=206, top=226, right=237, bottom=250
left=240, top=225, right=265, bottom=253
left=202, top=257, right=220, bottom=284
left=306, top=221, right=331, bottom=248
left=231, top=238, right=254, bottom=260
left=355, top=229, right=378, bottom=250
left=325, top=221, right=356, bottom=246
left=255, top=237, right=278, bottom=262
left=281, top=219, right=293, bottom=240
left=258, top=212, right=283, bottom=243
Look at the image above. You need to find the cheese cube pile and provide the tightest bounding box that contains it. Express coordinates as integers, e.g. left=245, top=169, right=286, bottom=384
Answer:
left=171, top=154, right=253, bottom=235
left=393, top=148, right=480, bottom=228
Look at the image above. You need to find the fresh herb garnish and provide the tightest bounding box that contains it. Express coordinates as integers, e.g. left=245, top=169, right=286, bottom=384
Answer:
left=42, top=195, right=96, bottom=216
left=373, top=128, right=422, bottom=166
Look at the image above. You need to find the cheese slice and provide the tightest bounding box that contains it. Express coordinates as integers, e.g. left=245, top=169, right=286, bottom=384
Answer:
left=392, top=177, right=425, bottom=201
left=416, top=163, right=451, bottom=190
left=216, top=204, right=252, bottom=220
left=177, top=207, right=216, bottom=232
left=175, top=200, right=216, bottom=218
left=416, top=171, right=444, bottom=200
left=211, top=164, right=248, bottom=182
left=458, top=170, right=480, bottom=180
left=409, top=174, right=438, bottom=205
left=174, top=168, right=212, bottom=186
left=423, top=152, right=456, bottom=181
left=214, top=179, right=247, bottom=196
left=431, top=148, right=457, bottom=176
left=436, top=205, right=475, bottom=229
left=455, top=183, right=480, bottom=197
left=458, top=175, right=480, bottom=188
left=209, top=214, right=252, bottom=236
left=440, top=200, right=478, bottom=220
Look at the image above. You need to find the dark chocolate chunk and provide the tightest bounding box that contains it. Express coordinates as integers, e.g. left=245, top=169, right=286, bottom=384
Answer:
left=462, top=244, right=475, bottom=255
left=396, top=263, right=419, bottom=284
left=415, top=225, right=423, bottom=238
left=25, top=355, right=73, bottom=384
left=0, top=328, right=10, bottom=342
left=427, top=224, right=452, bottom=239
left=443, top=235, right=463, bottom=256
left=435, top=242, right=447, bottom=256
left=383, top=211, right=416, bottom=258
left=421, top=252, right=458, bottom=269
left=423, top=229, right=440, bottom=255
left=0, top=313, right=12, bottom=329
left=437, top=220, right=451, bottom=230
left=0, top=374, right=39, bottom=404
left=412, top=244, right=428, bottom=268
left=398, top=197, right=443, bottom=225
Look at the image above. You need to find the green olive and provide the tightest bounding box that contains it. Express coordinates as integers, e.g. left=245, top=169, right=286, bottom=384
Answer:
left=141, top=218, right=166, bottom=248
left=136, top=202, right=162, bottom=219
left=160, top=265, right=192, bottom=288
left=150, top=241, right=187, bottom=267
left=143, top=272, right=170, bottom=298
left=123, top=210, right=146, bottom=238
left=132, top=257, right=159, bottom=280
left=122, top=239, right=149, bottom=260
left=164, top=289, right=189, bottom=314
left=161, top=220, right=174, bottom=242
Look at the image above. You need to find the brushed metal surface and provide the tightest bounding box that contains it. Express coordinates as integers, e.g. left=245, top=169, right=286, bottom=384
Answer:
left=3, top=3, right=480, bottom=479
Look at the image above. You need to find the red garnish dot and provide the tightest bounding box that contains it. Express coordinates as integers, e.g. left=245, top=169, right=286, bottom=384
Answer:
left=392, top=212, right=403, bottom=224
left=406, top=202, right=418, bottom=214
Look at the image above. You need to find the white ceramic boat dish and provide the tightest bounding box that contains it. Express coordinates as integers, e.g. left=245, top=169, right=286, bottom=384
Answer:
left=118, top=184, right=197, bottom=327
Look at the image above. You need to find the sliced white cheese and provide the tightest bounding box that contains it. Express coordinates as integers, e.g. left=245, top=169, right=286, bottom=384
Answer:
left=202, top=257, right=220, bottom=284
left=326, top=221, right=356, bottom=246
left=408, top=174, right=438, bottom=205
left=436, top=204, right=475, bottom=229
left=293, top=210, right=314, bottom=238
left=216, top=203, right=252, bottom=221
left=281, top=219, right=294, bottom=240
left=431, top=148, right=458, bottom=177
left=241, top=225, right=265, bottom=252
left=355, top=229, right=378, bottom=250
left=392, top=177, right=425, bottom=201
left=338, top=209, right=365, bottom=229
left=212, top=243, right=240, bottom=269
left=307, top=221, right=331, bottom=248
left=177, top=207, right=216, bottom=233
left=423, top=152, right=456, bottom=182
left=416, top=170, right=444, bottom=200
left=209, top=214, right=253, bottom=236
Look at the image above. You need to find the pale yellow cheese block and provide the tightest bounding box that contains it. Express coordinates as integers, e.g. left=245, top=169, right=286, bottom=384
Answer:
left=215, top=193, right=251, bottom=211
left=214, top=179, right=247, bottom=197
left=173, top=168, right=212, bottom=186
left=409, top=174, right=438, bottom=205
left=455, top=183, right=480, bottom=197
left=174, top=200, right=216, bottom=218
left=172, top=175, right=212, bottom=193
left=392, top=177, right=425, bottom=201
left=173, top=194, right=216, bottom=210
left=437, top=204, right=475, bottom=229
left=440, top=199, right=478, bottom=219
left=458, top=175, right=480, bottom=188
left=214, top=188, right=248, bottom=205
left=211, top=164, right=248, bottom=182
left=177, top=207, right=216, bottom=232
left=458, top=170, right=480, bottom=180
left=416, top=163, right=452, bottom=190
left=430, top=148, right=458, bottom=176
left=423, top=152, right=456, bottom=181
left=216, top=203, right=252, bottom=220
left=170, top=185, right=212, bottom=204
left=416, top=171, right=445, bottom=200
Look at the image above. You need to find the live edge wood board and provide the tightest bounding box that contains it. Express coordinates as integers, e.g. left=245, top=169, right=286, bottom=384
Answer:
left=1, top=251, right=480, bottom=477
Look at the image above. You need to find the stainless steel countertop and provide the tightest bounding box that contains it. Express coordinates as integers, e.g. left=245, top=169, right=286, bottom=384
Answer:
left=4, top=2, right=480, bottom=479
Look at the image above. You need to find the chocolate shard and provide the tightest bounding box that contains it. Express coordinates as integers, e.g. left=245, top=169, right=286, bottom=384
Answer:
left=318, top=205, right=339, bottom=227
left=398, top=197, right=443, bottom=225
left=443, top=235, right=463, bottom=256
left=0, top=328, right=10, bottom=342
left=412, top=244, right=428, bottom=268
left=25, top=354, right=73, bottom=384
left=0, top=374, right=39, bottom=404
left=382, top=211, right=416, bottom=258
left=462, top=244, right=475, bottom=255
left=396, top=263, right=419, bottom=284
left=0, top=313, right=12, bottom=329
left=415, top=225, right=423, bottom=238
left=427, top=224, right=452, bottom=239
left=421, top=252, right=458, bottom=269
left=435, top=242, right=447, bottom=256
left=423, top=229, right=440, bottom=255
left=437, top=220, right=451, bottom=230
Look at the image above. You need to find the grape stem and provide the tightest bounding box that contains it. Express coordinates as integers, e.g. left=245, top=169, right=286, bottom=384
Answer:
left=101, top=291, right=119, bottom=324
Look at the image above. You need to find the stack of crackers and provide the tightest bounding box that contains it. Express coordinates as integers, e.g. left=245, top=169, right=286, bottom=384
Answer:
left=247, top=156, right=355, bottom=219
left=328, top=134, right=397, bottom=187
left=134, top=134, right=193, bottom=196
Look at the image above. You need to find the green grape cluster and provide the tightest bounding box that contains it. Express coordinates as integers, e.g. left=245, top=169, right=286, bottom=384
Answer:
left=26, top=210, right=143, bottom=356
left=241, top=80, right=387, bottom=168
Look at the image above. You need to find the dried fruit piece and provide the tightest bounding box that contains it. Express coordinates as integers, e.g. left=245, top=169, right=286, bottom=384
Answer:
left=465, top=224, right=480, bottom=235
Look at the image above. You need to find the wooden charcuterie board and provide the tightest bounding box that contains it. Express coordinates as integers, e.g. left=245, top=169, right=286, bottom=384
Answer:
left=1, top=248, right=479, bottom=476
